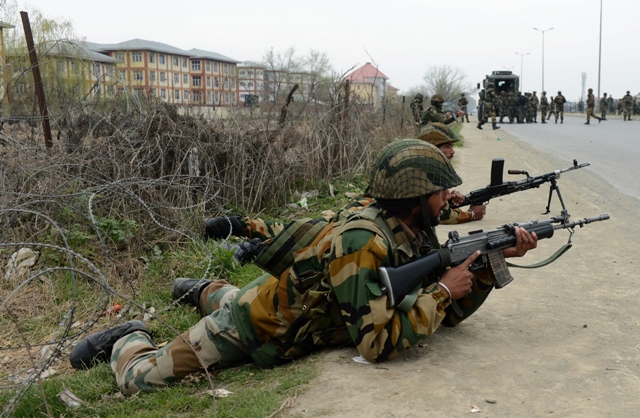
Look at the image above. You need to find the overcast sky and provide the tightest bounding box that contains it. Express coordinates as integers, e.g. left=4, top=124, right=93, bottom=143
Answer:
left=8, top=0, right=639, bottom=101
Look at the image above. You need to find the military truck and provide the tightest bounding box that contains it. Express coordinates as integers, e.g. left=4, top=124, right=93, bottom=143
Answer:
left=477, top=71, right=520, bottom=122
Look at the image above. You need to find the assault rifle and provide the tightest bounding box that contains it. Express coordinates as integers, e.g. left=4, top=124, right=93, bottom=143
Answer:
left=450, top=158, right=590, bottom=212
left=378, top=213, right=610, bottom=308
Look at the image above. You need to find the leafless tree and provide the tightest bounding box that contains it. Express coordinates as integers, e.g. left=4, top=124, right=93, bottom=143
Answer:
left=422, top=65, right=473, bottom=103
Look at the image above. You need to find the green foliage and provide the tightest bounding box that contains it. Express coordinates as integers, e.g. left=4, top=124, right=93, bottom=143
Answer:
left=95, top=217, right=138, bottom=247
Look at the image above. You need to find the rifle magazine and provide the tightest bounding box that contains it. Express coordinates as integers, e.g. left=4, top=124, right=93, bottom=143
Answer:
left=488, top=251, right=514, bottom=289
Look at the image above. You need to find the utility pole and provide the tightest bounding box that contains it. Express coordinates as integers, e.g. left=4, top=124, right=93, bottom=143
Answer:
left=533, top=27, right=554, bottom=93
left=515, top=52, right=530, bottom=91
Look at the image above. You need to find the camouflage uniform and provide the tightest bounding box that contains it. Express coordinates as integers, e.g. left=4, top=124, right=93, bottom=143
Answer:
left=530, top=92, right=539, bottom=123
left=599, top=93, right=609, bottom=120
left=539, top=92, right=549, bottom=123
left=585, top=89, right=601, bottom=124
left=507, top=92, right=517, bottom=123
left=410, top=94, right=424, bottom=126
left=477, top=90, right=500, bottom=130
left=421, top=106, right=455, bottom=126
left=109, top=140, right=494, bottom=395
left=524, top=93, right=533, bottom=122
left=554, top=92, right=567, bottom=123
left=499, top=91, right=508, bottom=123
left=623, top=91, right=634, bottom=121
left=458, top=94, right=469, bottom=123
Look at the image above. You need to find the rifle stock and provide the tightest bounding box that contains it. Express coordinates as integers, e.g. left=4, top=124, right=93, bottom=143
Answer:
left=378, top=213, right=609, bottom=308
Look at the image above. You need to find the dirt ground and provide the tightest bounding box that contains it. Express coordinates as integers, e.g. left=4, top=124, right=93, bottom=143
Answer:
left=282, top=122, right=640, bottom=417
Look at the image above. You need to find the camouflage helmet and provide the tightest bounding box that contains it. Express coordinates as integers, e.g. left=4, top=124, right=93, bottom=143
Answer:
left=542, top=91, right=546, bottom=95
left=461, top=92, right=465, bottom=96
left=604, top=92, right=607, bottom=96
left=627, top=90, right=630, bottom=94
left=415, top=93, right=424, bottom=100
left=588, top=88, right=593, bottom=92
left=558, top=91, right=562, bottom=95
left=418, top=123, right=460, bottom=147
left=431, top=94, right=445, bottom=104
left=367, top=139, right=462, bottom=200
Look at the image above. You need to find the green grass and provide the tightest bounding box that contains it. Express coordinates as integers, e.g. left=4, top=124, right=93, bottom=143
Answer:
left=0, top=177, right=370, bottom=418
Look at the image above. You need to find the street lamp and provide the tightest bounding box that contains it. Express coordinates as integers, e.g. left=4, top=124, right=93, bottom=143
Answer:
left=597, top=0, right=603, bottom=97
left=533, top=27, right=554, bottom=93
left=515, top=52, right=530, bottom=91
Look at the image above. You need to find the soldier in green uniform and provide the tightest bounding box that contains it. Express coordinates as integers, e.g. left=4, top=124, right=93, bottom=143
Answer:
left=477, top=83, right=500, bottom=130
left=458, top=93, right=469, bottom=123
left=530, top=91, right=539, bottom=123
left=554, top=91, right=567, bottom=123
left=623, top=91, right=634, bottom=121
left=539, top=91, right=549, bottom=124
left=585, top=88, right=602, bottom=124
left=410, top=93, right=424, bottom=127
left=507, top=91, right=517, bottom=123
left=599, top=93, right=609, bottom=120
left=69, top=140, right=537, bottom=396
left=421, top=94, right=456, bottom=126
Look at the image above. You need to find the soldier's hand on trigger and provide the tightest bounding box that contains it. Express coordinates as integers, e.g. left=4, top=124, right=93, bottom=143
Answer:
left=449, top=190, right=466, bottom=205
left=502, top=227, right=538, bottom=258
left=469, top=204, right=486, bottom=221
left=439, top=251, right=481, bottom=299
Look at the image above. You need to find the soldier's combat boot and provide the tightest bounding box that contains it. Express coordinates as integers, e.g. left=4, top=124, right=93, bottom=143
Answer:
left=598, top=116, right=602, bottom=123
left=492, top=123, right=500, bottom=130
left=172, top=278, right=213, bottom=307
left=541, top=120, right=547, bottom=124
left=477, top=122, right=483, bottom=130
left=204, top=216, right=245, bottom=241
left=69, top=320, right=149, bottom=370
left=465, top=116, right=470, bottom=123
left=584, top=120, right=590, bottom=125
left=561, top=118, right=564, bottom=123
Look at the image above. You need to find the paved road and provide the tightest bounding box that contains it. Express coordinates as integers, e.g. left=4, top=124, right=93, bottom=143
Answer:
left=498, top=115, right=639, bottom=200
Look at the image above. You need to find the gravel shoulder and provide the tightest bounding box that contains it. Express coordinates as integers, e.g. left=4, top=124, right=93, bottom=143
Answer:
left=282, top=123, right=640, bottom=418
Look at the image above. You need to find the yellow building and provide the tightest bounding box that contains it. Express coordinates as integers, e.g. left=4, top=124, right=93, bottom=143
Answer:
left=344, top=62, right=390, bottom=108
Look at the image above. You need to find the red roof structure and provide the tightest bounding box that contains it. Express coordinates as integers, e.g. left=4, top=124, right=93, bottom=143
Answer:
left=344, top=62, right=389, bottom=83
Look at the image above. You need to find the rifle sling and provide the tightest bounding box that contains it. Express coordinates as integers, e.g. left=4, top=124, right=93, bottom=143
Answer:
left=506, top=242, right=572, bottom=269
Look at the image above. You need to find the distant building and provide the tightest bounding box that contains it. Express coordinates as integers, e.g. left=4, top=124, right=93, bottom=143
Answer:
left=238, top=63, right=266, bottom=106
left=344, top=62, right=390, bottom=108
left=89, top=39, right=240, bottom=109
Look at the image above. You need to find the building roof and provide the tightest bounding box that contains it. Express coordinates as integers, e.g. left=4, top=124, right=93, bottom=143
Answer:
left=344, top=62, right=389, bottom=83
left=386, top=84, right=399, bottom=91
left=88, top=39, right=191, bottom=56
left=186, top=48, right=240, bottom=64
left=87, top=39, right=241, bottom=63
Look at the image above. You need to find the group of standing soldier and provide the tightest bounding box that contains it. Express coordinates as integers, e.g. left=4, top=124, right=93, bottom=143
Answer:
left=410, top=88, right=637, bottom=130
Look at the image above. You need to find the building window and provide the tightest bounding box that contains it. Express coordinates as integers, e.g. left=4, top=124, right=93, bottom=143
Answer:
left=114, top=52, right=124, bottom=61
left=182, top=57, right=187, bottom=67
left=247, top=70, right=254, bottom=77
left=159, top=54, right=165, bottom=64
left=106, top=66, right=114, bottom=75
left=214, top=91, right=220, bottom=104
left=224, top=78, right=229, bottom=89
left=149, top=88, right=156, bottom=97
left=160, top=89, right=166, bottom=99
left=223, top=63, right=228, bottom=75
left=132, top=52, right=142, bottom=62
left=232, top=94, right=236, bottom=104
left=214, top=77, right=220, bottom=88
left=193, top=91, right=202, bottom=102
left=107, top=86, right=115, bottom=97
left=160, top=72, right=166, bottom=82
left=183, top=74, right=188, bottom=84
left=173, top=56, right=179, bottom=66
left=239, top=70, right=246, bottom=77
left=92, top=62, right=100, bottom=78
left=206, top=76, right=211, bottom=87
left=133, top=71, right=143, bottom=81
left=149, top=53, right=155, bottom=63
left=257, top=70, right=263, bottom=77
left=248, top=81, right=254, bottom=87
left=230, top=66, right=235, bottom=75
left=207, top=91, right=212, bottom=103
left=224, top=92, right=230, bottom=103
left=206, top=61, right=211, bottom=71
left=184, top=91, right=190, bottom=101
left=214, top=62, right=218, bottom=72
left=174, top=90, right=180, bottom=100
left=174, top=73, right=179, bottom=83
left=192, top=60, right=201, bottom=71
left=149, top=71, right=156, bottom=82
left=192, top=76, right=201, bottom=86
